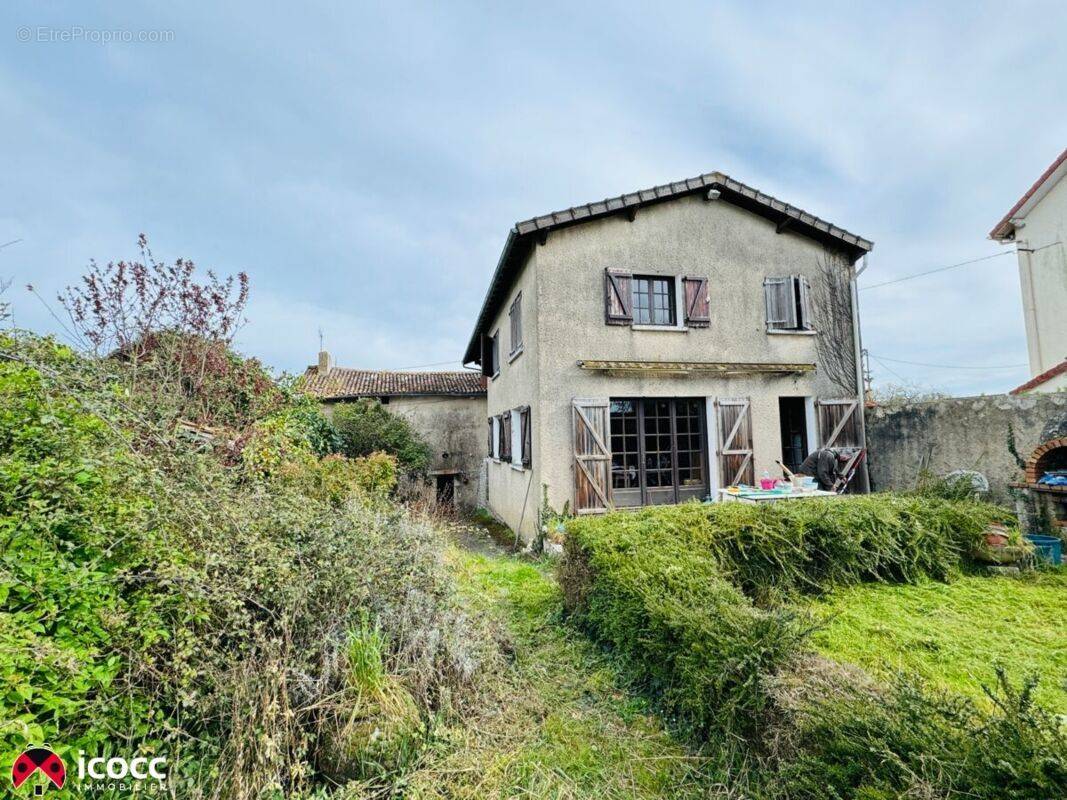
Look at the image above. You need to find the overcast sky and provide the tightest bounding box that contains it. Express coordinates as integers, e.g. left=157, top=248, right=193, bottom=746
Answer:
left=2, top=1, right=1065, bottom=396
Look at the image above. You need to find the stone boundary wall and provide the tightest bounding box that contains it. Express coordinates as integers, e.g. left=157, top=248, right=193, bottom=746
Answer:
left=866, top=392, right=1067, bottom=502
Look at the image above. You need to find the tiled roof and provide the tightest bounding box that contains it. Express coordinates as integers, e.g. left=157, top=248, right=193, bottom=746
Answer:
left=463, top=169, right=874, bottom=364
left=1009, top=358, right=1067, bottom=395
left=302, top=367, right=486, bottom=400
left=990, top=148, right=1067, bottom=240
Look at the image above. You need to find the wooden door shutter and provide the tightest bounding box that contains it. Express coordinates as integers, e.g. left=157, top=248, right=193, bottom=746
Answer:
left=572, top=398, right=612, bottom=512
left=520, top=406, right=532, bottom=467
left=797, top=276, right=814, bottom=331
left=682, top=276, right=710, bottom=327
left=816, top=398, right=860, bottom=449
left=716, top=397, right=754, bottom=486
left=604, top=269, right=633, bottom=325
left=764, top=276, right=796, bottom=331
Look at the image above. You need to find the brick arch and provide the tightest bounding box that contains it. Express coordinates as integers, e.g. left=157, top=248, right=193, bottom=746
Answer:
left=1025, top=437, right=1067, bottom=483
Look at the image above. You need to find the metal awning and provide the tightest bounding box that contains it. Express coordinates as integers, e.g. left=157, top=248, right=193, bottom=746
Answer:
left=576, top=360, right=816, bottom=376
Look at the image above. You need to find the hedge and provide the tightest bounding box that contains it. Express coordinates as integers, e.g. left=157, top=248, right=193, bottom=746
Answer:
left=559, top=497, right=1067, bottom=798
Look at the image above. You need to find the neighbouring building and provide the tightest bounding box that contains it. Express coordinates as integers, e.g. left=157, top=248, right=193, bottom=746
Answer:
left=303, top=352, right=487, bottom=508
left=464, top=171, right=874, bottom=540
left=990, top=147, right=1067, bottom=395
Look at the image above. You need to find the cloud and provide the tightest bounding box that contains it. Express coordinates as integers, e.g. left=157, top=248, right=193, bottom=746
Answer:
left=1, top=0, right=1064, bottom=397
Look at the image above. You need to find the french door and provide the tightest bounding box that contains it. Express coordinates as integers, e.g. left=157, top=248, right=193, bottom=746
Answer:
left=609, top=398, right=708, bottom=507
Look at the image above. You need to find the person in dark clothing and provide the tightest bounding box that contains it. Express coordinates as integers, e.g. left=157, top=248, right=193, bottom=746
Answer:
left=797, top=448, right=851, bottom=491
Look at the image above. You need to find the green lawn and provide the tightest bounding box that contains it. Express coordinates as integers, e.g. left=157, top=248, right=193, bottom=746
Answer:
left=805, top=569, right=1067, bottom=712
left=405, top=529, right=718, bottom=799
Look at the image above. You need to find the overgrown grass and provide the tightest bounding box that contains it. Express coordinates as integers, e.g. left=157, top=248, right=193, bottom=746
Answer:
left=806, top=569, right=1067, bottom=712
left=559, top=498, right=1067, bottom=799
left=404, top=530, right=720, bottom=799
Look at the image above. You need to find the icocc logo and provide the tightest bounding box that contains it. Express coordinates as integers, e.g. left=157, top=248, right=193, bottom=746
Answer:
left=77, top=751, right=168, bottom=783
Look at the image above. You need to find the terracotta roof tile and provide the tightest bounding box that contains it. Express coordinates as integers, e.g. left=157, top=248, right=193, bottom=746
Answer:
left=302, top=367, right=486, bottom=400
left=1009, top=358, right=1067, bottom=395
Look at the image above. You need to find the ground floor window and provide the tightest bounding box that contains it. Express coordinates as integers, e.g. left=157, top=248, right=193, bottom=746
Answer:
left=609, top=397, right=707, bottom=507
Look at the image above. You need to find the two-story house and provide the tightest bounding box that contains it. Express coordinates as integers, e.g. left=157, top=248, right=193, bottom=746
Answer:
left=990, top=147, right=1067, bottom=395
left=464, top=171, right=874, bottom=541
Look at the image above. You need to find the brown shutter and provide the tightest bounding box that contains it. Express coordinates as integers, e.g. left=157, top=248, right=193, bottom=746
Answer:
left=487, top=417, right=493, bottom=457
left=816, top=398, right=860, bottom=449
left=604, top=269, right=633, bottom=325
left=501, top=410, right=512, bottom=461
left=521, top=406, right=532, bottom=467
left=764, top=276, right=795, bottom=330
left=716, top=397, right=754, bottom=486
left=572, top=398, right=612, bottom=512
left=682, top=276, right=710, bottom=327
left=509, top=294, right=523, bottom=354
left=797, top=276, right=814, bottom=331
left=481, top=335, right=492, bottom=377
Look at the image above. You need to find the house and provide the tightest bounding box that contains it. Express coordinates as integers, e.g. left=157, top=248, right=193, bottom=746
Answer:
left=464, top=171, right=874, bottom=541
left=990, top=147, right=1067, bottom=395
left=303, top=352, right=487, bottom=507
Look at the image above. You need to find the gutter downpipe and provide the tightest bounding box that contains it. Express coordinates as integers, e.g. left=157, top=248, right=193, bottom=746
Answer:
left=851, top=253, right=871, bottom=492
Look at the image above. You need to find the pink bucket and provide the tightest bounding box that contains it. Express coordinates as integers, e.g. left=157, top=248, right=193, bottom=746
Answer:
left=760, top=478, right=776, bottom=490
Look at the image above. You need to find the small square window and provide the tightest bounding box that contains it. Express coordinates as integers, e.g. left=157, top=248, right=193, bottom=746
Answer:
left=632, top=276, right=676, bottom=325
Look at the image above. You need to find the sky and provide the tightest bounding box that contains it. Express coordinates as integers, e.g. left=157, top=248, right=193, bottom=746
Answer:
left=2, top=1, right=1065, bottom=396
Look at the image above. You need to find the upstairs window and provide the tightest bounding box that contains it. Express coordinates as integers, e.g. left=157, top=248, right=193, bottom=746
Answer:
left=633, top=275, right=676, bottom=326
left=509, top=293, right=523, bottom=358
left=764, top=275, right=814, bottom=332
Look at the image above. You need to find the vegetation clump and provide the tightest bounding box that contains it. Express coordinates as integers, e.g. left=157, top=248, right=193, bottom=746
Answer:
left=331, top=398, right=433, bottom=474
left=560, top=498, right=1065, bottom=799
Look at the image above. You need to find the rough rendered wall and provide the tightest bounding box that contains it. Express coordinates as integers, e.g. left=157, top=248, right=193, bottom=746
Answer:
left=386, top=395, right=488, bottom=508
left=532, top=194, right=860, bottom=519
left=866, top=392, right=1067, bottom=501
left=483, top=249, right=541, bottom=540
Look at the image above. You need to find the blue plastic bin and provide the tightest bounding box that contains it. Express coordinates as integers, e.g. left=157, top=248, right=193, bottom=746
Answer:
left=1025, top=534, right=1063, bottom=566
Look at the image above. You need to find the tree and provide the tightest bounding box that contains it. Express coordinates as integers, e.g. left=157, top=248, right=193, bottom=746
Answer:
left=59, top=233, right=248, bottom=356
left=331, top=399, right=432, bottom=474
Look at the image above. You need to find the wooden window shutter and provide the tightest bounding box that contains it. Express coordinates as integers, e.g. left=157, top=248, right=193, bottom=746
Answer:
left=716, top=397, right=754, bottom=486
left=682, top=276, right=710, bottom=327
left=604, top=269, right=633, bottom=325
left=521, top=406, right=532, bottom=467
left=572, top=398, right=612, bottom=512
left=487, top=417, right=493, bottom=457
left=500, top=410, right=512, bottom=461
left=797, top=275, right=814, bottom=331
left=480, top=335, right=493, bottom=377
left=764, top=276, right=796, bottom=330
left=509, top=294, right=523, bottom=355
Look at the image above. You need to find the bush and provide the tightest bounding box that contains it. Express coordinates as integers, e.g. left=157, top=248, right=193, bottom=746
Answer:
left=331, top=399, right=432, bottom=474
left=560, top=509, right=805, bottom=742
left=0, top=332, right=492, bottom=797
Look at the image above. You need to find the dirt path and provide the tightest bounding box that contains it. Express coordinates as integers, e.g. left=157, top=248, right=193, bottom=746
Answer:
left=402, top=522, right=721, bottom=799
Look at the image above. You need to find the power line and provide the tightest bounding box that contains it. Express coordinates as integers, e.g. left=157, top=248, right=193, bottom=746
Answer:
left=860, top=251, right=1012, bottom=291
left=870, top=353, right=1027, bottom=370
left=868, top=354, right=909, bottom=383
left=388, top=359, right=464, bottom=371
